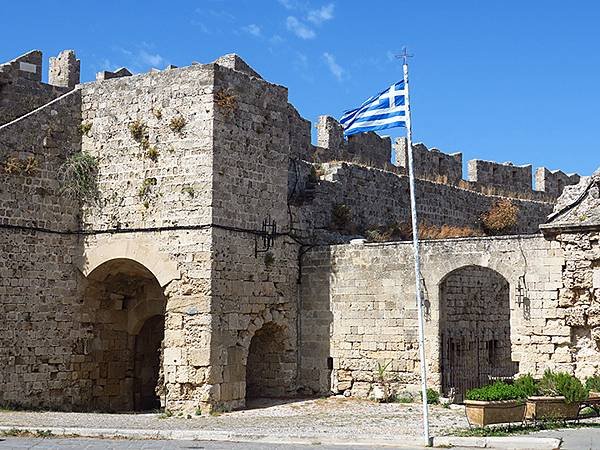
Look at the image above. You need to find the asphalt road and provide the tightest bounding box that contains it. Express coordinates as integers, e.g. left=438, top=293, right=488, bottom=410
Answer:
left=530, top=427, right=600, bottom=450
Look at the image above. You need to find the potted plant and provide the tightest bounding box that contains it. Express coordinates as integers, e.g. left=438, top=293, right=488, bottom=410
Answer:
left=371, top=360, right=392, bottom=402
left=464, top=377, right=532, bottom=427
left=585, top=376, right=600, bottom=398
left=526, top=370, right=588, bottom=421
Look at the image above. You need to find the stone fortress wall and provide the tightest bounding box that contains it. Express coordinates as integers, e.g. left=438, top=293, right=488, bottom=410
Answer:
left=299, top=235, right=568, bottom=398
left=0, top=50, right=74, bottom=126
left=0, top=47, right=595, bottom=413
left=0, top=72, right=82, bottom=409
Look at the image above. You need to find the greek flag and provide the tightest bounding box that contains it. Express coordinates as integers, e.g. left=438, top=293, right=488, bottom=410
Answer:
left=340, top=80, right=407, bottom=136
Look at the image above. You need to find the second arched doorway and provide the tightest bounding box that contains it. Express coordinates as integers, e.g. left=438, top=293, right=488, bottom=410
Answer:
left=439, top=265, right=517, bottom=401
left=246, top=321, right=295, bottom=400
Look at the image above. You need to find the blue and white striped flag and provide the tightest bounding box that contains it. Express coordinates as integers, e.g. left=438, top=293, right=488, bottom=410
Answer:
left=340, top=80, right=407, bottom=136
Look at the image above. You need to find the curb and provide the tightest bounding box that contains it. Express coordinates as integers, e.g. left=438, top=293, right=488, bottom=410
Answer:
left=433, top=435, right=562, bottom=449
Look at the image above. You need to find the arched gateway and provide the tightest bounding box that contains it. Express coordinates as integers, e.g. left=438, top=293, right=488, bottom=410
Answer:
left=439, top=265, right=517, bottom=401
left=79, top=258, right=166, bottom=411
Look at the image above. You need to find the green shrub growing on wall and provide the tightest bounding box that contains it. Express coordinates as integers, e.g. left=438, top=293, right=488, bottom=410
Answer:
left=264, top=252, right=275, bottom=268
left=145, top=146, right=159, bottom=162
left=215, top=89, right=237, bottom=114
left=426, top=388, right=440, bottom=404
left=78, top=121, right=92, bottom=136
left=169, top=115, right=187, bottom=133
left=60, top=152, right=99, bottom=203
left=138, top=177, right=157, bottom=199
left=129, top=119, right=147, bottom=142
left=332, top=204, right=352, bottom=229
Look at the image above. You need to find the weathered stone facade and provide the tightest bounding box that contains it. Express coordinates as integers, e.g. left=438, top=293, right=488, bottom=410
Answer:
left=0, top=50, right=72, bottom=126
left=299, top=235, right=565, bottom=399
left=0, top=48, right=595, bottom=413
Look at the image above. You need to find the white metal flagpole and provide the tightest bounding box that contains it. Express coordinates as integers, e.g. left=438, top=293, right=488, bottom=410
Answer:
left=401, top=50, right=432, bottom=446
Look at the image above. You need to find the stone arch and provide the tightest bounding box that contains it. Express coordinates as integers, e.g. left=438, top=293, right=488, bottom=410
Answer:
left=77, top=257, right=167, bottom=412
left=80, top=239, right=180, bottom=287
left=222, top=308, right=296, bottom=405
left=245, top=320, right=296, bottom=399
left=438, top=265, right=517, bottom=401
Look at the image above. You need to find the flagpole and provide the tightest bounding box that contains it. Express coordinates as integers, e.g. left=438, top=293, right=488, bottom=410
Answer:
left=402, top=54, right=432, bottom=446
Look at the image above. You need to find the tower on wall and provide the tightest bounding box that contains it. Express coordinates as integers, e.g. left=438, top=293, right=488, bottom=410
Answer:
left=49, top=50, right=80, bottom=89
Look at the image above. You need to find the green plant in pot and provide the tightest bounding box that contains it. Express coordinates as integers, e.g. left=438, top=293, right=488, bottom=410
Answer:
left=526, top=370, right=588, bottom=421
left=585, top=376, right=600, bottom=398
left=371, top=360, right=392, bottom=402
left=464, top=380, right=528, bottom=427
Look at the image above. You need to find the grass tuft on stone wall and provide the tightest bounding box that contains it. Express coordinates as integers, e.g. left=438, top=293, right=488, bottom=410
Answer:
left=60, top=152, right=99, bottom=203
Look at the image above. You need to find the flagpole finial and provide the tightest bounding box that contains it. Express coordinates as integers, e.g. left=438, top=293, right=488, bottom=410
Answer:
left=396, top=47, right=413, bottom=65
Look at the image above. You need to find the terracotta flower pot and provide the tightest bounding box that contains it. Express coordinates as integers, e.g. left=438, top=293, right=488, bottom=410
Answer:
left=589, top=391, right=600, bottom=399
left=526, top=396, right=580, bottom=420
left=464, top=400, right=526, bottom=427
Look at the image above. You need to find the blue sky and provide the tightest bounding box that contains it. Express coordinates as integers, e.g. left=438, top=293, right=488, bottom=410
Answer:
left=1, top=0, right=598, bottom=176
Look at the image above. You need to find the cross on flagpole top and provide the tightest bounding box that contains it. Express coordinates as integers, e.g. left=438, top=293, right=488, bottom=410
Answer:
left=396, top=47, right=413, bottom=65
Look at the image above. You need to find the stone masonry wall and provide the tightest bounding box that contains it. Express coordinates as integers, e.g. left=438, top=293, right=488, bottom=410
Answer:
left=299, top=235, right=571, bottom=398
left=290, top=161, right=554, bottom=239
left=535, top=167, right=581, bottom=198
left=79, top=63, right=216, bottom=412
left=0, top=89, right=82, bottom=409
left=395, top=137, right=462, bottom=184
left=468, top=159, right=533, bottom=193
left=551, top=231, right=600, bottom=379
left=0, top=50, right=70, bottom=126
left=208, top=63, right=301, bottom=410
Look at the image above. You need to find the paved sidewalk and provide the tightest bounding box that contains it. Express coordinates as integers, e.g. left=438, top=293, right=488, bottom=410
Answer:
left=0, top=398, right=467, bottom=445
left=0, top=398, right=572, bottom=448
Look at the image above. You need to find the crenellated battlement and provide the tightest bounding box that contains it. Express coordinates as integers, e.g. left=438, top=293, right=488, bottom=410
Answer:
left=49, top=50, right=80, bottom=89
left=1, top=48, right=582, bottom=201
left=309, top=116, right=581, bottom=199
left=315, top=115, right=391, bottom=167
left=535, top=167, right=581, bottom=197
left=468, top=159, right=532, bottom=192
left=395, top=137, right=463, bottom=184
left=0, top=50, right=78, bottom=126
left=0, top=50, right=43, bottom=82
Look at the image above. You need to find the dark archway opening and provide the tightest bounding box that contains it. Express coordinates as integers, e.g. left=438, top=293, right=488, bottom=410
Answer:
left=440, top=265, right=517, bottom=401
left=246, top=322, right=294, bottom=400
left=134, top=315, right=164, bottom=411
left=80, top=258, right=166, bottom=412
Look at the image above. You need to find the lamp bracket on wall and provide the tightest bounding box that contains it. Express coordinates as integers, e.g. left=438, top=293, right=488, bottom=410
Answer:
left=255, top=216, right=277, bottom=257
